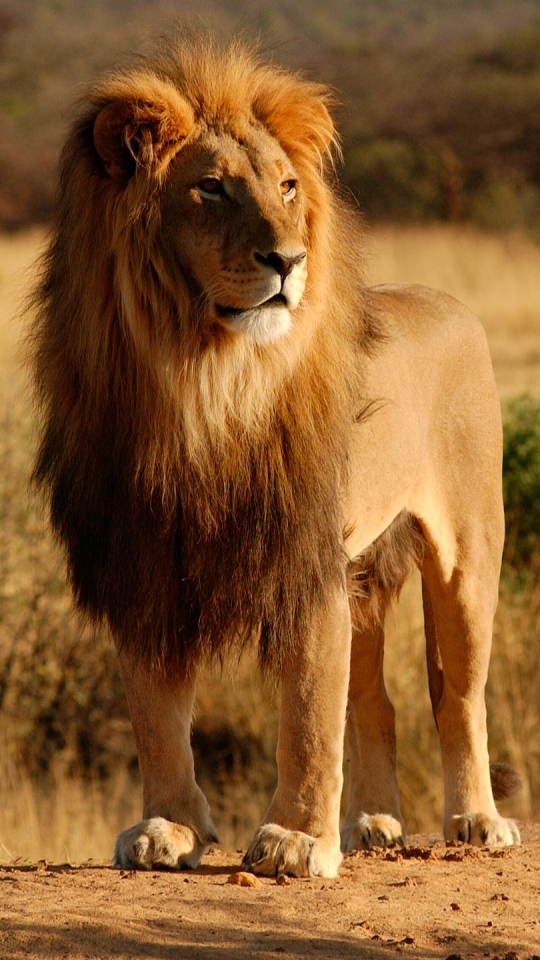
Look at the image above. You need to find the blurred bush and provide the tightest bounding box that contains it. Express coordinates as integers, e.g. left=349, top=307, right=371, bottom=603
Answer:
left=502, top=394, right=540, bottom=582
left=342, top=140, right=451, bottom=222
left=0, top=404, right=132, bottom=779
left=474, top=19, right=540, bottom=74
left=485, top=395, right=540, bottom=819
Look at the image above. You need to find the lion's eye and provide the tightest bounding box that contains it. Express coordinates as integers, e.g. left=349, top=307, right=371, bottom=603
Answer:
left=197, top=178, right=224, bottom=198
left=281, top=180, right=297, bottom=201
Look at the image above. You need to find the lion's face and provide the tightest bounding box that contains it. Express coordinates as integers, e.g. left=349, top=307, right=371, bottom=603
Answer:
left=159, top=126, right=308, bottom=346
left=91, top=63, right=336, bottom=351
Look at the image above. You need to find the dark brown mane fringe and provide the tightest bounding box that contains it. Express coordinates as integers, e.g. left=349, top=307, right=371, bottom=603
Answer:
left=30, top=36, right=377, bottom=675
left=35, top=344, right=359, bottom=674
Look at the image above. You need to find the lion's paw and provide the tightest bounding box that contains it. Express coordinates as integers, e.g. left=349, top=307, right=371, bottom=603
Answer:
left=243, top=824, right=342, bottom=878
left=340, top=814, right=405, bottom=852
left=446, top=813, right=520, bottom=847
left=113, top=816, right=212, bottom=870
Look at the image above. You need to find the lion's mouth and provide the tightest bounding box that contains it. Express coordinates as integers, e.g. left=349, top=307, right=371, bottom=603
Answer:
left=215, top=293, right=287, bottom=319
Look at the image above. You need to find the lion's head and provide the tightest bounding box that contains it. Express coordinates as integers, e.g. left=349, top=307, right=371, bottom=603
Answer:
left=32, top=37, right=371, bottom=670
left=88, top=38, right=339, bottom=349
left=94, top=81, right=314, bottom=348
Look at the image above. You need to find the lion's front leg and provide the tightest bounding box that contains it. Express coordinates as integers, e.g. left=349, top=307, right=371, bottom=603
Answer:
left=113, top=644, right=218, bottom=870
left=243, top=591, right=351, bottom=878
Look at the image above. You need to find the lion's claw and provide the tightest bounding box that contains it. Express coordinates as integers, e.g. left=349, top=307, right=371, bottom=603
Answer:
left=340, top=813, right=405, bottom=852
left=114, top=816, right=215, bottom=870
left=446, top=813, right=520, bottom=847
left=243, top=824, right=341, bottom=878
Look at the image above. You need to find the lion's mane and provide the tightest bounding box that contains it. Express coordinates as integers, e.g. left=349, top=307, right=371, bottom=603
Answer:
left=31, top=36, right=380, bottom=671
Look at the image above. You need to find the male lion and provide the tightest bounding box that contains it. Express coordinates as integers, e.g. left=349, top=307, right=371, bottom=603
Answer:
left=31, top=36, right=519, bottom=878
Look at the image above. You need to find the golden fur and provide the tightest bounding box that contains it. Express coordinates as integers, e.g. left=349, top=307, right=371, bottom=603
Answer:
left=31, top=36, right=520, bottom=877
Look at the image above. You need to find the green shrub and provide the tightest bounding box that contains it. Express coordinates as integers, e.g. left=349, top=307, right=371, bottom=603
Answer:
left=502, top=394, right=540, bottom=580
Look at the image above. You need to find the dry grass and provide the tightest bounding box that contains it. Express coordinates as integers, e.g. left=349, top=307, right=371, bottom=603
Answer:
left=369, top=224, right=540, bottom=399
left=0, top=738, right=142, bottom=863
left=0, top=225, right=538, bottom=863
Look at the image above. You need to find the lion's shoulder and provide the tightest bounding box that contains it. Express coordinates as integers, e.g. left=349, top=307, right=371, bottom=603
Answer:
left=367, top=281, right=487, bottom=346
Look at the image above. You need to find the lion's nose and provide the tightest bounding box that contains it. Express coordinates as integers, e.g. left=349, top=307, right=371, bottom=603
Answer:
left=254, top=250, right=306, bottom=280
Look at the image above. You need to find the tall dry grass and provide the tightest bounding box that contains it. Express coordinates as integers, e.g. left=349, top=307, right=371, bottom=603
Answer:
left=0, top=225, right=538, bottom=863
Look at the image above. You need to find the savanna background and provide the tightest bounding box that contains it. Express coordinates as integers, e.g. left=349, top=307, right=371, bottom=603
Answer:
left=0, top=0, right=539, bottom=865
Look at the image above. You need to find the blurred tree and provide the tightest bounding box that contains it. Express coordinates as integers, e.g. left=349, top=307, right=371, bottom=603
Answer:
left=2, top=1, right=540, bottom=229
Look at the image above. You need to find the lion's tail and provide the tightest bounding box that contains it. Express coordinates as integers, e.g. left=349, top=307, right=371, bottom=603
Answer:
left=490, top=763, right=522, bottom=801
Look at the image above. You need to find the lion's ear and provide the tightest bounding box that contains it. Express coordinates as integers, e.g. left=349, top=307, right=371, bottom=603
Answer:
left=254, top=83, right=338, bottom=169
left=93, top=78, right=195, bottom=184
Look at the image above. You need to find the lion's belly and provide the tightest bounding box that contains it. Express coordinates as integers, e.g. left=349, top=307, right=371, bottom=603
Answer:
left=344, top=455, right=421, bottom=559
left=344, top=380, right=426, bottom=558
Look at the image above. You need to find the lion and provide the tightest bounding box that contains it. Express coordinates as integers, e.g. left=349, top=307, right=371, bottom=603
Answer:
left=30, top=35, right=520, bottom=878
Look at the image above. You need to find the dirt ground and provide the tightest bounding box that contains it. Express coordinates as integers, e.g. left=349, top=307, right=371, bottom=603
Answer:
left=1, top=826, right=539, bottom=960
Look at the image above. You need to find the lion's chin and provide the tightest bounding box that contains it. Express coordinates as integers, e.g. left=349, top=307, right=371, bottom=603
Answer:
left=219, top=304, right=292, bottom=346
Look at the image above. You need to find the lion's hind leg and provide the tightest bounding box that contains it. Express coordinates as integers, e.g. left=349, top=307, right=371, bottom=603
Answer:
left=421, top=546, right=520, bottom=848
left=341, top=617, right=405, bottom=853
left=113, top=645, right=218, bottom=871
left=342, top=514, right=424, bottom=853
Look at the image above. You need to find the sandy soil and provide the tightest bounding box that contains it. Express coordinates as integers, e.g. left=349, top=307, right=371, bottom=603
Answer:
left=1, top=826, right=539, bottom=960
